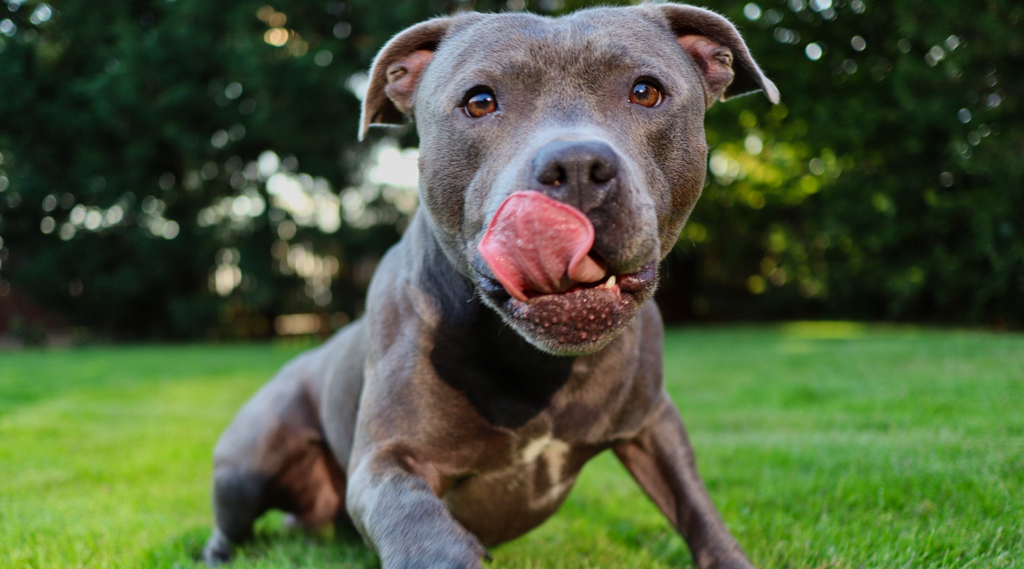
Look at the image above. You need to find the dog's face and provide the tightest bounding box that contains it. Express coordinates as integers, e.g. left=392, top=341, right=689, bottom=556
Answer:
left=362, top=4, right=777, bottom=355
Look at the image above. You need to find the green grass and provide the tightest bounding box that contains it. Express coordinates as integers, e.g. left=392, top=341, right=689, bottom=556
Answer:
left=1, top=325, right=1022, bottom=568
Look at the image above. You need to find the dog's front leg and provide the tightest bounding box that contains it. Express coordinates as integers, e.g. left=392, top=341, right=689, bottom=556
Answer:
left=346, top=450, right=487, bottom=569
left=614, top=397, right=755, bottom=569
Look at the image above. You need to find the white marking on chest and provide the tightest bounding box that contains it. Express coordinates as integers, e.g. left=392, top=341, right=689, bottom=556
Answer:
left=521, top=434, right=554, bottom=463
left=520, top=434, right=573, bottom=508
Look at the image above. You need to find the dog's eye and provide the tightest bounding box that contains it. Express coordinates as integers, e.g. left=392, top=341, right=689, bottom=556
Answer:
left=629, top=82, right=663, bottom=108
left=464, top=90, right=498, bottom=118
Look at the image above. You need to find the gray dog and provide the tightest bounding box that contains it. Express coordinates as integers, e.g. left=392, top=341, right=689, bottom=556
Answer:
left=204, top=3, right=778, bottom=568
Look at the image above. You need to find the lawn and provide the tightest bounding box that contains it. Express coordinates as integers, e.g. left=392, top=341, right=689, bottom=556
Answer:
left=1, top=325, right=1022, bottom=569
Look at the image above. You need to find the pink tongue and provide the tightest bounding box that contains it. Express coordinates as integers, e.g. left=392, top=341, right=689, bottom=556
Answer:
left=478, top=191, right=606, bottom=301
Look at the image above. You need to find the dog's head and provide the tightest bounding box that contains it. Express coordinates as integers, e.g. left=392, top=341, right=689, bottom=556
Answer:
left=362, top=3, right=777, bottom=355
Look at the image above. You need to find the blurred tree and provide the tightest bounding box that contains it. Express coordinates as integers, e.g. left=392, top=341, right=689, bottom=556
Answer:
left=0, top=0, right=1020, bottom=341
left=664, top=0, right=1023, bottom=327
left=0, top=0, right=482, bottom=339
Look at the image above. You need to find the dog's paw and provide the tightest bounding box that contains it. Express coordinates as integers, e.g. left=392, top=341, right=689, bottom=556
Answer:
left=388, top=561, right=484, bottom=569
left=202, top=529, right=235, bottom=566
left=705, top=558, right=756, bottom=569
left=383, top=545, right=487, bottom=569
left=379, top=522, right=488, bottom=569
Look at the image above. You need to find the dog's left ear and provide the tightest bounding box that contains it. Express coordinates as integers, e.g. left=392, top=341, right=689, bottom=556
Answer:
left=651, top=4, right=780, bottom=107
left=359, top=17, right=454, bottom=140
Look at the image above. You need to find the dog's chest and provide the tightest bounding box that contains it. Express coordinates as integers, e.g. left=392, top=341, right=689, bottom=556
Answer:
left=441, top=432, right=586, bottom=545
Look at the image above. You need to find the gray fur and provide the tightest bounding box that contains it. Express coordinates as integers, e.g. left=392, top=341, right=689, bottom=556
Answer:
left=205, top=4, right=776, bottom=568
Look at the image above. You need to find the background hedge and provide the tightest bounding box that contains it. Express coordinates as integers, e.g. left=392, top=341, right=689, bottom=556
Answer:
left=0, top=0, right=1020, bottom=340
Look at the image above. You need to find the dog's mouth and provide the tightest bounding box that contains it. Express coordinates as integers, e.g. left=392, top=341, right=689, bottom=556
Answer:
left=474, top=191, right=657, bottom=353
left=476, top=262, right=653, bottom=300
left=475, top=261, right=656, bottom=353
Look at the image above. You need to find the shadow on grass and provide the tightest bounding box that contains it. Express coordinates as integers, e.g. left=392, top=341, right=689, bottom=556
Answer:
left=554, top=488, right=695, bottom=568
left=134, top=516, right=378, bottom=569
left=134, top=505, right=695, bottom=569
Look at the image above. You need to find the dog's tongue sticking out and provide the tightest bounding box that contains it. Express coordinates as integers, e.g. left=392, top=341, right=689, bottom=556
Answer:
left=478, top=191, right=606, bottom=302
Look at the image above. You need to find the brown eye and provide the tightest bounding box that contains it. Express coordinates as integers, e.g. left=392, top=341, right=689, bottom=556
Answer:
left=629, top=82, right=663, bottom=108
left=465, top=91, right=498, bottom=118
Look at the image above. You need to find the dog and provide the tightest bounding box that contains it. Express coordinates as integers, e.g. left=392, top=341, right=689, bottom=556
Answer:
left=203, top=4, right=778, bottom=568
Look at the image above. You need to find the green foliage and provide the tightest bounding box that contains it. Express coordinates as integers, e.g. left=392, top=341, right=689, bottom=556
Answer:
left=0, top=0, right=473, bottom=338
left=0, top=0, right=1021, bottom=338
left=2, top=327, right=1023, bottom=567
left=669, top=0, right=1024, bottom=326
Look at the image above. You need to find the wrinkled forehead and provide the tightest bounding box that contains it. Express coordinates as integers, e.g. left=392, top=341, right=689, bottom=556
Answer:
left=429, top=9, right=687, bottom=95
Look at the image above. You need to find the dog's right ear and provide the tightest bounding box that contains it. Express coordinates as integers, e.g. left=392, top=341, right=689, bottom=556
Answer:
left=359, top=17, right=453, bottom=141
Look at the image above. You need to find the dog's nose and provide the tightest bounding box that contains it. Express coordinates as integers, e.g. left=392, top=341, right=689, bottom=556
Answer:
left=532, top=140, right=619, bottom=209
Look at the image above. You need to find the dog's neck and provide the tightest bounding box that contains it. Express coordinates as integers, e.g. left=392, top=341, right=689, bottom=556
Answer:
left=402, top=211, right=579, bottom=428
